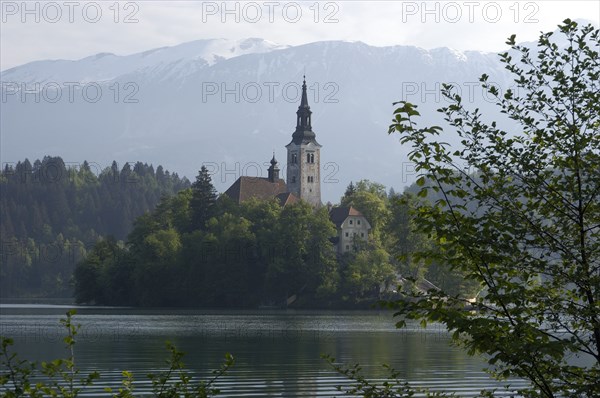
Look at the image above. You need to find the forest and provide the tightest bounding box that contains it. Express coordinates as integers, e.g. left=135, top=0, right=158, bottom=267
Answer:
left=0, top=156, right=189, bottom=297
left=72, top=167, right=478, bottom=307
left=0, top=157, right=476, bottom=306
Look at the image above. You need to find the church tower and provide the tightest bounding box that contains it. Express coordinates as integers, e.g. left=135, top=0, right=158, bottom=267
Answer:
left=286, top=76, right=322, bottom=207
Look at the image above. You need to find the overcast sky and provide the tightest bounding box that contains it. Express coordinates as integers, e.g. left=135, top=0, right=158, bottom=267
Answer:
left=1, top=1, right=599, bottom=70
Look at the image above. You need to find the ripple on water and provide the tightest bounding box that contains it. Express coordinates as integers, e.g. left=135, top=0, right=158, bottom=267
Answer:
left=0, top=306, right=528, bottom=397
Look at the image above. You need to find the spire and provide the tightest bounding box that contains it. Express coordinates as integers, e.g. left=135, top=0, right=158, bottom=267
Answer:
left=268, top=152, right=280, bottom=182
left=299, top=75, right=309, bottom=110
left=289, top=75, right=317, bottom=146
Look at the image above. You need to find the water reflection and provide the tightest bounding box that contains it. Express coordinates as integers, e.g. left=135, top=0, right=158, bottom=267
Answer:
left=0, top=306, right=527, bottom=396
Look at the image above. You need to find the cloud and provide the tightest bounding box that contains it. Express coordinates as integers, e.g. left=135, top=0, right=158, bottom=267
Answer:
left=1, top=0, right=598, bottom=70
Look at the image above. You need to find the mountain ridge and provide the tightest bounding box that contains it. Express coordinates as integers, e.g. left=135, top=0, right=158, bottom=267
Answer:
left=2, top=32, right=564, bottom=202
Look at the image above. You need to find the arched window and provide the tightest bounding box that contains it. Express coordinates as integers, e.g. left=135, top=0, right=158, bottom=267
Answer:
left=291, top=153, right=297, bottom=164
left=307, top=153, right=310, bottom=163
left=310, top=153, right=315, bottom=163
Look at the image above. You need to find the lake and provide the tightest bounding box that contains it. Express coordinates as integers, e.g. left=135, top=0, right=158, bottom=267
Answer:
left=0, top=305, right=527, bottom=396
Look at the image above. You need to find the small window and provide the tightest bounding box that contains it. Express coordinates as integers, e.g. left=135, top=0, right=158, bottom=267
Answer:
left=310, top=153, right=315, bottom=163
left=357, top=220, right=361, bottom=225
left=349, top=220, right=353, bottom=225
left=345, top=232, right=349, bottom=237
left=345, top=245, right=350, bottom=250
left=307, top=153, right=310, bottom=163
left=361, top=232, right=364, bottom=237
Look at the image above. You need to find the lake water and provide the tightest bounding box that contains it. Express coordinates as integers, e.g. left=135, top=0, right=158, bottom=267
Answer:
left=0, top=305, right=527, bottom=396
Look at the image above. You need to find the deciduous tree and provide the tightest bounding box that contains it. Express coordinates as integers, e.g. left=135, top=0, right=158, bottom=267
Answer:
left=385, top=20, right=599, bottom=397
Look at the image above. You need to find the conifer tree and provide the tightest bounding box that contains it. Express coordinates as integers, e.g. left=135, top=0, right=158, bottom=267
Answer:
left=189, top=166, right=217, bottom=231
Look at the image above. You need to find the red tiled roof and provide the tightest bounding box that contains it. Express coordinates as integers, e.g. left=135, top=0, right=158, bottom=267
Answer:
left=329, top=206, right=365, bottom=228
left=224, top=177, right=288, bottom=203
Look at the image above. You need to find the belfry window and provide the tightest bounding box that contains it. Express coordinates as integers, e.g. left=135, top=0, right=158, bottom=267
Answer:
left=291, top=153, right=297, bottom=164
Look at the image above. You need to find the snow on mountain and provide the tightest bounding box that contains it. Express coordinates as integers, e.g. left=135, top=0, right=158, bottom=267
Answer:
left=1, top=38, right=514, bottom=201
left=0, top=38, right=288, bottom=84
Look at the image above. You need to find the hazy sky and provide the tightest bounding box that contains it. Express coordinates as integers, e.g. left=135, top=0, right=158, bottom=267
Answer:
left=1, top=0, right=599, bottom=71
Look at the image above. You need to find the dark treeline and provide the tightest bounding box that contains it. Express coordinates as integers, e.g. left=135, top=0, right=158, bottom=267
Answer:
left=73, top=168, right=478, bottom=308
left=0, top=156, right=189, bottom=298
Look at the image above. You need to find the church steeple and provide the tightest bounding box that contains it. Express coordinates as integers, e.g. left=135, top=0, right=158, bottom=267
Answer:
left=297, top=75, right=311, bottom=125
left=291, top=76, right=317, bottom=145
left=286, top=75, right=322, bottom=207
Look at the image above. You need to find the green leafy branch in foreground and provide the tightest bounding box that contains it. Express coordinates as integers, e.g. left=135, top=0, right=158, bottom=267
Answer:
left=144, top=342, right=234, bottom=398
left=0, top=309, right=99, bottom=398
left=383, top=19, right=600, bottom=398
left=0, top=310, right=234, bottom=398
left=322, top=354, right=456, bottom=397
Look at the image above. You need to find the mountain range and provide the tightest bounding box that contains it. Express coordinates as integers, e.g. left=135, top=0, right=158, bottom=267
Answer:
left=2, top=36, right=528, bottom=202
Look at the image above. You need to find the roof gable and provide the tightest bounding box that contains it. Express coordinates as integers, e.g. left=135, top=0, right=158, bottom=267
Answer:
left=275, top=192, right=299, bottom=206
left=224, top=177, right=288, bottom=203
left=329, top=206, right=368, bottom=228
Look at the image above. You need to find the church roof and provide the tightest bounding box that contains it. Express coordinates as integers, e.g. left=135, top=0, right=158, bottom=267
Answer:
left=224, top=176, right=288, bottom=204
left=329, top=206, right=367, bottom=228
left=275, top=192, right=299, bottom=206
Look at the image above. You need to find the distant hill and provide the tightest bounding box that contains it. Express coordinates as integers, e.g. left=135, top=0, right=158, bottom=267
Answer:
left=1, top=38, right=517, bottom=202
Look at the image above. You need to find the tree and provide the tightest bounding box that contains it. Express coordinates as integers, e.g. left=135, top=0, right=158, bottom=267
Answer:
left=344, top=181, right=356, bottom=198
left=341, top=179, right=390, bottom=238
left=342, top=245, right=395, bottom=301
left=385, top=193, right=428, bottom=280
left=385, top=20, right=599, bottom=397
left=264, top=202, right=338, bottom=304
left=189, top=166, right=217, bottom=231
left=73, top=237, right=124, bottom=304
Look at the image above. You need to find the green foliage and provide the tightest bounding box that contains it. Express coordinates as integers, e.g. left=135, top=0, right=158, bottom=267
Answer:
left=0, top=310, right=99, bottom=398
left=0, top=311, right=233, bottom=398
left=75, top=194, right=343, bottom=307
left=342, top=245, right=395, bottom=300
left=190, top=166, right=218, bottom=231
left=146, top=343, right=234, bottom=398
left=341, top=179, right=390, bottom=238
left=386, top=20, right=600, bottom=397
left=74, top=163, right=478, bottom=307
left=322, top=354, right=455, bottom=397
left=37, top=310, right=100, bottom=398
left=0, top=156, right=189, bottom=298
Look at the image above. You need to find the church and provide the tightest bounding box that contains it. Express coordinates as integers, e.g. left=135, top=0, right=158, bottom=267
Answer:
left=224, top=76, right=371, bottom=253
left=224, top=76, right=321, bottom=207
